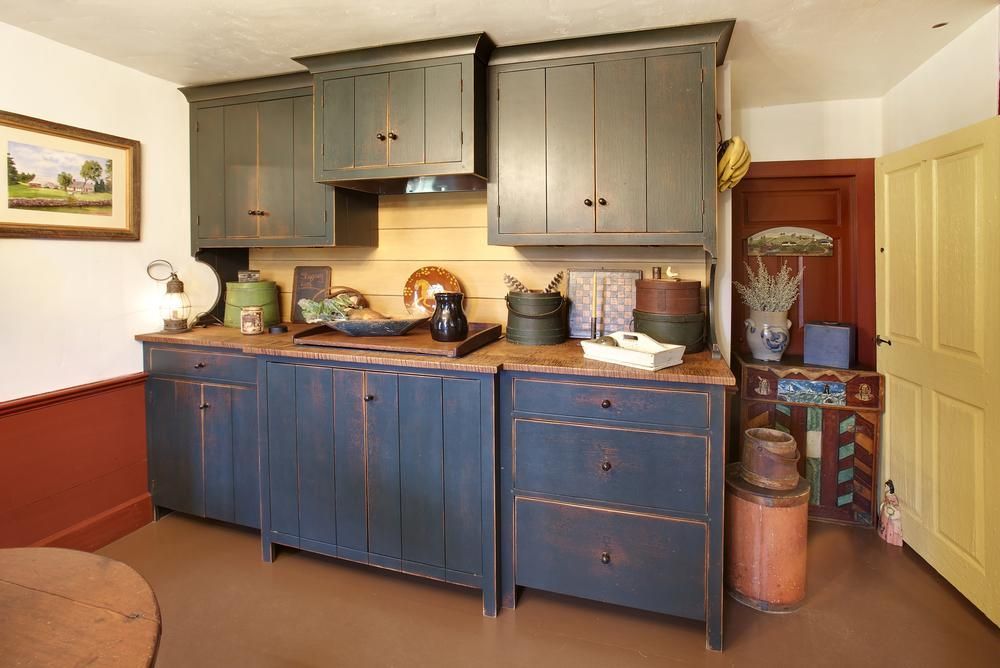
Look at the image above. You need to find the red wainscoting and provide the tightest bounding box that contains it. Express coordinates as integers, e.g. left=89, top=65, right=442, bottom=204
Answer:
left=0, top=374, right=152, bottom=551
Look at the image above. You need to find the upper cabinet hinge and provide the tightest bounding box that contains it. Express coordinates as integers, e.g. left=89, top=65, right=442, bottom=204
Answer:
left=195, top=121, right=199, bottom=132
left=702, top=200, right=705, bottom=215
left=197, top=215, right=201, bottom=227
left=321, top=143, right=325, bottom=156
left=496, top=88, right=500, bottom=101
left=700, top=68, right=705, bottom=83
left=461, top=131, right=464, bottom=145
left=461, top=79, right=464, bottom=92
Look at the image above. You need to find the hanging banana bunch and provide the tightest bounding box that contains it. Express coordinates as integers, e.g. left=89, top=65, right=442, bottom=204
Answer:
left=717, top=136, right=751, bottom=192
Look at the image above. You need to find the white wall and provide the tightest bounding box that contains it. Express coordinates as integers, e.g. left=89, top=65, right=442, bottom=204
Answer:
left=735, top=97, right=883, bottom=161
left=883, top=6, right=1000, bottom=154
left=0, top=22, right=216, bottom=402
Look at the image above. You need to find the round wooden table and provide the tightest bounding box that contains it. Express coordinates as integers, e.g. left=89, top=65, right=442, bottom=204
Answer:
left=0, top=547, right=160, bottom=666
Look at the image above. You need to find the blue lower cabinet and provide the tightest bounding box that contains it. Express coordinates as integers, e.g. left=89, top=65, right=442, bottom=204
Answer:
left=261, top=360, right=497, bottom=616
left=145, top=349, right=260, bottom=529
left=500, top=371, right=727, bottom=650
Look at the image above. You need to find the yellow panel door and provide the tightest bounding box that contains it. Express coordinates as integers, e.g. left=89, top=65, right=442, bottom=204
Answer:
left=876, top=116, right=1000, bottom=625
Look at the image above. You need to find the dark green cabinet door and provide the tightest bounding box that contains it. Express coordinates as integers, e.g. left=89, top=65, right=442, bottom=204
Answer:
left=293, top=95, right=328, bottom=239
left=388, top=68, right=425, bottom=166
left=365, top=372, right=401, bottom=563
left=258, top=98, right=295, bottom=239
left=646, top=53, right=703, bottom=233
left=546, top=64, right=596, bottom=234
left=595, top=58, right=647, bottom=233
left=354, top=73, right=389, bottom=168
left=424, top=64, right=463, bottom=164
left=148, top=378, right=204, bottom=517
left=496, top=68, right=547, bottom=235
left=321, top=76, right=356, bottom=172
left=332, top=369, right=367, bottom=555
left=194, top=107, right=225, bottom=240
left=223, top=102, right=258, bottom=239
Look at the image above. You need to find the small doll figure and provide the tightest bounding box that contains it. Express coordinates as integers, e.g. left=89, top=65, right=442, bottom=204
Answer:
left=878, top=479, right=903, bottom=546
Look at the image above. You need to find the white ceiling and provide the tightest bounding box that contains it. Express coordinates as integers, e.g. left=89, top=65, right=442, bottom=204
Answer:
left=0, top=0, right=995, bottom=107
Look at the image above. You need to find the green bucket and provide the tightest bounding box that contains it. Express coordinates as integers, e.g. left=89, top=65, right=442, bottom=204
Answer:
left=633, top=309, right=705, bottom=353
left=505, top=292, right=567, bottom=345
left=224, top=281, right=280, bottom=328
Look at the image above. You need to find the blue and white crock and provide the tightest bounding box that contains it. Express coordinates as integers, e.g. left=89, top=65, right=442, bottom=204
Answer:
left=745, top=309, right=792, bottom=362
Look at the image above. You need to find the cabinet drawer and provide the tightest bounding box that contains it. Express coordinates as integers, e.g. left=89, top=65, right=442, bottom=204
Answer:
left=513, top=378, right=709, bottom=429
left=515, top=497, right=706, bottom=620
left=514, top=419, right=707, bottom=515
left=148, top=347, right=257, bottom=385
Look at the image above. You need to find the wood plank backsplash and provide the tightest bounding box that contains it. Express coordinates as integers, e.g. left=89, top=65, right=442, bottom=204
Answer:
left=250, top=192, right=707, bottom=325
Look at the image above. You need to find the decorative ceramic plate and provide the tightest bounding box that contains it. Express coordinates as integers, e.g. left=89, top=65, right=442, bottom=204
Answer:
left=325, top=318, right=429, bottom=337
left=403, top=266, right=462, bottom=316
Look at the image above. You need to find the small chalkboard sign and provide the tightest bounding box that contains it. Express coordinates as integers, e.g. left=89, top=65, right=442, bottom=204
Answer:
left=291, top=266, right=332, bottom=323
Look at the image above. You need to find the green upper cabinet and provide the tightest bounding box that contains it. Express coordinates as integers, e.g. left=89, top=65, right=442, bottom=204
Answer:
left=487, top=21, right=734, bottom=252
left=294, top=34, right=494, bottom=195
left=182, top=73, right=378, bottom=252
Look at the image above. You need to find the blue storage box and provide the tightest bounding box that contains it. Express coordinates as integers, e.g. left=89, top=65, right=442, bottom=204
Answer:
left=804, top=321, right=856, bottom=369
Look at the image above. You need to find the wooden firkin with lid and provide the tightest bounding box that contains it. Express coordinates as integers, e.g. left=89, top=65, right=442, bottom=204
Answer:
left=634, top=276, right=702, bottom=315
left=725, top=462, right=810, bottom=612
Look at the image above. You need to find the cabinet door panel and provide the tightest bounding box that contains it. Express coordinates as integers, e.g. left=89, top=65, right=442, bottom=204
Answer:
left=546, top=64, right=596, bottom=234
left=202, top=384, right=235, bottom=523
left=333, top=369, right=367, bottom=552
left=194, top=107, right=225, bottom=239
left=646, top=53, right=703, bottom=233
left=266, top=364, right=300, bottom=537
left=366, top=372, right=401, bottom=560
left=292, top=95, right=328, bottom=239
left=388, top=68, right=425, bottom=166
left=296, top=365, right=337, bottom=545
left=223, top=102, right=259, bottom=238
left=496, top=69, right=546, bottom=235
left=231, top=385, right=260, bottom=529
left=595, top=58, right=647, bottom=233
left=424, top=64, right=463, bottom=164
left=399, top=375, right=445, bottom=568
left=258, top=98, right=295, bottom=238
left=443, top=379, right=482, bottom=575
left=322, top=76, right=356, bottom=171
left=354, top=73, right=389, bottom=168
left=148, top=379, right=204, bottom=517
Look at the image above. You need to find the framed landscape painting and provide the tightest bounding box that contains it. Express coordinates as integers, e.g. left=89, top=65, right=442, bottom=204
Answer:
left=1, top=110, right=140, bottom=240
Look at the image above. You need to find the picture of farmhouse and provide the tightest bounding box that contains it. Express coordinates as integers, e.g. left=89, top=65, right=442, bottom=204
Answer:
left=747, top=226, right=834, bottom=256
left=7, top=140, right=113, bottom=216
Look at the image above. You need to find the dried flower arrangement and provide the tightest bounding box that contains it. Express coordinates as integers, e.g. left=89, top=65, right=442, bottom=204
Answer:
left=503, top=271, right=564, bottom=294
left=733, top=258, right=803, bottom=312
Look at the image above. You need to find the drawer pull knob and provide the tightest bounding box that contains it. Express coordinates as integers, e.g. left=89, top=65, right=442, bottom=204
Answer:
left=199, top=403, right=209, bottom=410
left=600, top=552, right=611, bottom=565
left=193, top=362, right=206, bottom=369
left=376, top=132, right=386, bottom=141
left=387, top=131, right=398, bottom=140
left=601, top=399, right=611, bottom=409
left=584, top=198, right=594, bottom=207
left=601, top=461, right=612, bottom=472
left=363, top=394, right=374, bottom=402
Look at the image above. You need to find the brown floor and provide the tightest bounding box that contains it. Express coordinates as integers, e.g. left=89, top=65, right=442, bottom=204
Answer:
left=99, top=515, right=999, bottom=667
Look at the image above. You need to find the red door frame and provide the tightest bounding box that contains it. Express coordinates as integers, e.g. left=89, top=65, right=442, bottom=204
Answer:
left=732, top=158, right=876, bottom=368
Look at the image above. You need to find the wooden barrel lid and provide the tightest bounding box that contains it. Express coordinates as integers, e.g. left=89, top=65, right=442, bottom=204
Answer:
left=634, top=278, right=701, bottom=290
left=725, top=463, right=810, bottom=507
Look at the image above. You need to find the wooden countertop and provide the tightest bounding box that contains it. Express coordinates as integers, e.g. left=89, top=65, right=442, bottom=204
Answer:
left=135, top=325, right=735, bottom=386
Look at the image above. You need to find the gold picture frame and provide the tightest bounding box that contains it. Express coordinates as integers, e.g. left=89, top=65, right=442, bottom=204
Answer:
left=2, top=110, right=140, bottom=240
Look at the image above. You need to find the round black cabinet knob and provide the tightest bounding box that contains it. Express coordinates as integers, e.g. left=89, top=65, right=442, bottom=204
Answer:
left=363, top=394, right=374, bottom=402
left=376, top=132, right=386, bottom=141
left=600, top=552, right=611, bottom=564
left=598, top=197, right=608, bottom=205
left=387, top=132, right=398, bottom=140
left=193, top=362, right=206, bottom=369
left=199, top=403, right=210, bottom=410
left=601, top=399, right=612, bottom=409
left=584, top=198, right=594, bottom=207
left=601, top=461, right=612, bottom=472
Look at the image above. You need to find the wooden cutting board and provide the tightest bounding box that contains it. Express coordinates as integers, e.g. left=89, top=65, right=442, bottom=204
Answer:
left=292, top=322, right=503, bottom=358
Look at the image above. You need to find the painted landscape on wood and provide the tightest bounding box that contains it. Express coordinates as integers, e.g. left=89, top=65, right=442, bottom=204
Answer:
left=7, top=141, right=113, bottom=216
left=747, top=226, right=833, bottom=256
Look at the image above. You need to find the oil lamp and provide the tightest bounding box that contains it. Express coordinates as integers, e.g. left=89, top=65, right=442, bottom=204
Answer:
left=147, top=259, right=191, bottom=332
